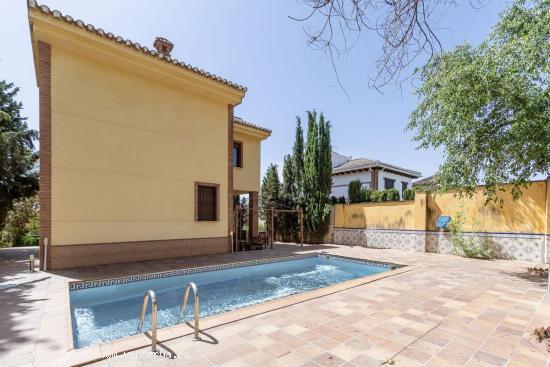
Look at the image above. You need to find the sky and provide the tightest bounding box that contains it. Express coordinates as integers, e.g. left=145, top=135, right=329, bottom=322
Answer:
left=0, top=0, right=511, bottom=180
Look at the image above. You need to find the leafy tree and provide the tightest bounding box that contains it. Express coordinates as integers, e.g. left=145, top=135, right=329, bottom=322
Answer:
left=302, top=111, right=332, bottom=244
left=330, top=196, right=338, bottom=205
left=337, top=196, right=346, bottom=204
left=347, top=179, right=363, bottom=203
left=0, top=194, right=39, bottom=247
left=292, top=117, right=305, bottom=203
left=0, top=81, right=38, bottom=226
left=407, top=0, right=550, bottom=202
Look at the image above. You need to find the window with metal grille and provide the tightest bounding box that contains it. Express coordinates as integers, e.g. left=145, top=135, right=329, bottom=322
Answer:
left=196, top=184, right=218, bottom=221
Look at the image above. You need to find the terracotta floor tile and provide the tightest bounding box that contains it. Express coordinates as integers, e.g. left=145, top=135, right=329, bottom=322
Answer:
left=312, top=352, right=345, bottom=367
left=3, top=245, right=549, bottom=367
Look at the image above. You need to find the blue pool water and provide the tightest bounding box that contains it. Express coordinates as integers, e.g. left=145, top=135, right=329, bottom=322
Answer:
left=70, top=255, right=392, bottom=348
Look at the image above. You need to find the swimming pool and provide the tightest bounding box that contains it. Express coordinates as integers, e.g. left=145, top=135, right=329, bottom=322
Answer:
left=69, top=254, right=400, bottom=348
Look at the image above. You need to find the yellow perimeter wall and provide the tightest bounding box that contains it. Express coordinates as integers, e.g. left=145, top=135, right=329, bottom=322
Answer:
left=51, top=47, right=229, bottom=245
left=335, top=179, right=550, bottom=234
left=334, top=202, right=415, bottom=230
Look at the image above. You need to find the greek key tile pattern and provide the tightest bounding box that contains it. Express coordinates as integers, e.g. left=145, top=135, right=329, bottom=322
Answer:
left=69, top=253, right=401, bottom=291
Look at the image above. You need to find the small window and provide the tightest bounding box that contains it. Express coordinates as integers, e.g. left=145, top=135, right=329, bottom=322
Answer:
left=196, top=183, right=218, bottom=221
left=232, top=141, right=242, bottom=167
left=384, top=178, right=395, bottom=189
left=401, top=181, right=408, bottom=196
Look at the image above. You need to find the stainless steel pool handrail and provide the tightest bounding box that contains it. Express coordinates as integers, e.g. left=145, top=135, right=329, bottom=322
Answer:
left=136, top=289, right=158, bottom=352
left=177, top=282, right=200, bottom=341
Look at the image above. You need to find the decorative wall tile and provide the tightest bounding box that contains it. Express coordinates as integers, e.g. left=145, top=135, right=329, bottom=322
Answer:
left=333, top=228, right=546, bottom=263
left=425, top=231, right=545, bottom=262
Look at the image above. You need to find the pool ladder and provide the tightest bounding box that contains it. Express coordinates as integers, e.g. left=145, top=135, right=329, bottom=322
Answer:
left=136, top=282, right=200, bottom=352
left=178, top=282, right=200, bottom=341
left=136, top=289, right=158, bottom=352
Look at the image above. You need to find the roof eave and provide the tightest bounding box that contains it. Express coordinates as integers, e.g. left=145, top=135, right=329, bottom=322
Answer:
left=234, top=123, right=271, bottom=140
left=28, top=3, right=246, bottom=105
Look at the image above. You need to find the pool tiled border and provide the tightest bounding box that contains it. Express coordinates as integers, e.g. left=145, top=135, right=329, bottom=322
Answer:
left=43, top=252, right=413, bottom=367
left=68, top=253, right=403, bottom=290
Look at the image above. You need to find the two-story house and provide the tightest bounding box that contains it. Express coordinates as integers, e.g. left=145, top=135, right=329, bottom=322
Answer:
left=28, top=1, right=270, bottom=269
left=331, top=152, right=421, bottom=200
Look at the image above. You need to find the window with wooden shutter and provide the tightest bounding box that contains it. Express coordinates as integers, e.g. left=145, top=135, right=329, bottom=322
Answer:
left=195, top=183, right=219, bottom=221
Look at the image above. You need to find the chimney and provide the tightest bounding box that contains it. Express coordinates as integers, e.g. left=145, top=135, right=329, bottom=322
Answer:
left=153, top=37, right=174, bottom=57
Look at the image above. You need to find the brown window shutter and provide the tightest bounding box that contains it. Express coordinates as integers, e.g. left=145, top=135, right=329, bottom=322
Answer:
left=196, top=183, right=218, bottom=221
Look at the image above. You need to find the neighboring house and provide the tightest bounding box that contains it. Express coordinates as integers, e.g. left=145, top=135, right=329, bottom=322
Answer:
left=413, top=175, right=437, bottom=191
left=28, top=2, right=270, bottom=269
left=331, top=152, right=421, bottom=200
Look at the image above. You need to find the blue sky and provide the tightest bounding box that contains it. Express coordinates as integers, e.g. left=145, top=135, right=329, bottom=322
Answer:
left=1, top=0, right=510, bottom=179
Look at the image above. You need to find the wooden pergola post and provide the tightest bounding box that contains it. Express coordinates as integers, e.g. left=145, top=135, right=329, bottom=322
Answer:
left=300, top=208, right=304, bottom=247
left=270, top=208, right=274, bottom=249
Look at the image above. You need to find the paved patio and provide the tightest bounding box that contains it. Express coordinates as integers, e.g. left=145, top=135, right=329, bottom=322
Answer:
left=1, top=244, right=550, bottom=366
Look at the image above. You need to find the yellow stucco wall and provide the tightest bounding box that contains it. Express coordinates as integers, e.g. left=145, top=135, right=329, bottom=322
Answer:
left=50, top=47, right=229, bottom=245
left=334, top=180, right=549, bottom=234
left=334, top=201, right=415, bottom=229
left=427, top=181, right=547, bottom=233
left=233, top=130, right=261, bottom=193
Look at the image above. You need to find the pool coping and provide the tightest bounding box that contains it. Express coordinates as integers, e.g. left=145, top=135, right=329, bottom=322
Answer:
left=39, top=254, right=418, bottom=367
left=67, top=253, right=402, bottom=290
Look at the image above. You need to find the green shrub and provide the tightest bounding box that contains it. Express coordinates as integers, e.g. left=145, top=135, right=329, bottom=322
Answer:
left=330, top=196, right=338, bottom=205
left=370, top=190, right=382, bottom=202
left=403, top=188, right=415, bottom=200
left=362, top=189, right=372, bottom=202
left=449, top=210, right=495, bottom=259
left=387, top=188, right=400, bottom=201
left=337, top=196, right=346, bottom=204
left=0, top=195, right=39, bottom=247
left=348, top=180, right=363, bottom=203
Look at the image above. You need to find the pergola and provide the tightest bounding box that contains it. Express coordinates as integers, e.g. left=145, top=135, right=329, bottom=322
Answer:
left=264, top=208, right=304, bottom=248
left=233, top=207, right=304, bottom=250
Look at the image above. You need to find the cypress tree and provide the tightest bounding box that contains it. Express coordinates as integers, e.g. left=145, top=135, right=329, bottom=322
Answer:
left=318, top=113, right=332, bottom=200
left=348, top=179, right=363, bottom=203
left=281, top=154, right=295, bottom=200
left=292, top=117, right=304, bottom=203
left=260, top=163, right=280, bottom=212
left=301, top=110, right=333, bottom=244
left=280, top=155, right=298, bottom=241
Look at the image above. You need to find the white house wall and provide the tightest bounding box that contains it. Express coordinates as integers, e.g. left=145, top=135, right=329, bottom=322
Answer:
left=331, top=170, right=372, bottom=198
left=331, top=170, right=414, bottom=200
left=378, top=171, right=413, bottom=199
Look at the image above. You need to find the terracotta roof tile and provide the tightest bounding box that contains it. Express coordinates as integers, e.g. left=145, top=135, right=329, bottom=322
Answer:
left=233, top=116, right=271, bottom=134
left=332, top=157, right=421, bottom=178
left=28, top=1, right=247, bottom=93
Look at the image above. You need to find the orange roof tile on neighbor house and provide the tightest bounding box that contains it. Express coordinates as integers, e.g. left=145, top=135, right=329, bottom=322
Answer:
left=27, top=0, right=247, bottom=93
